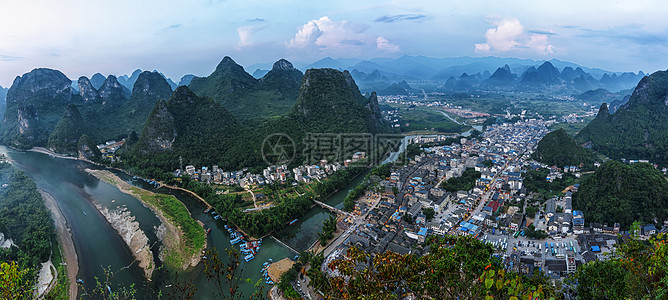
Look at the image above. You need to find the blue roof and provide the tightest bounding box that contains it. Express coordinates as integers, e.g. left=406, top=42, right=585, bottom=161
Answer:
left=417, top=227, right=428, bottom=236
left=643, top=224, right=658, bottom=232
left=591, top=246, right=601, bottom=252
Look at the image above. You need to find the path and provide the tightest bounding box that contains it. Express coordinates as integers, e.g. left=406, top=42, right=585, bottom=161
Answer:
left=159, top=182, right=212, bottom=210
left=313, top=200, right=353, bottom=217
left=269, top=235, right=299, bottom=255
left=437, top=110, right=464, bottom=125
left=40, top=191, right=78, bottom=300
left=246, top=188, right=258, bottom=208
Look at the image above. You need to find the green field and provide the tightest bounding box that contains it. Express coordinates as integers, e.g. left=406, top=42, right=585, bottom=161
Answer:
left=394, top=107, right=470, bottom=134
left=549, top=117, right=595, bottom=136
left=429, top=93, right=596, bottom=118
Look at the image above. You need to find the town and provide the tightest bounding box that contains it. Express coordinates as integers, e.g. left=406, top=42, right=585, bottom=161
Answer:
left=301, top=118, right=667, bottom=297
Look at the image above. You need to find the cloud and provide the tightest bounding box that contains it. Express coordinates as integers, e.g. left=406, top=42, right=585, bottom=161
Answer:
left=376, top=36, right=399, bottom=52
left=235, top=25, right=267, bottom=50
left=341, top=39, right=365, bottom=46
left=0, top=54, right=23, bottom=61
left=287, top=18, right=323, bottom=48
left=287, top=16, right=398, bottom=56
left=374, top=14, right=426, bottom=23
left=528, top=30, right=557, bottom=36
left=573, top=25, right=668, bottom=46
left=475, top=18, right=554, bottom=55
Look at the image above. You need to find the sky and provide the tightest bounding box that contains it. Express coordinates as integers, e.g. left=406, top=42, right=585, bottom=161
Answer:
left=1, top=0, right=668, bottom=87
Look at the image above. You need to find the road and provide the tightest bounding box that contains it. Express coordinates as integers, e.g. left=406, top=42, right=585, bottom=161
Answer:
left=437, top=110, right=464, bottom=125
left=322, top=193, right=382, bottom=258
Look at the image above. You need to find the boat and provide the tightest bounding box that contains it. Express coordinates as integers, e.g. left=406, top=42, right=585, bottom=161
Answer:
left=76, top=279, right=84, bottom=284
left=206, top=228, right=212, bottom=235
left=204, top=208, right=212, bottom=214
left=244, top=254, right=254, bottom=262
left=289, top=219, right=299, bottom=225
left=214, top=215, right=222, bottom=220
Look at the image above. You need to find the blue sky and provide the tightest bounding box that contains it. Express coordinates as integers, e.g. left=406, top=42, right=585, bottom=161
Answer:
left=0, top=0, right=667, bottom=86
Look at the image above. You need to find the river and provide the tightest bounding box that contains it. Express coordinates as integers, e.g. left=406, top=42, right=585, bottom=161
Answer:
left=0, top=145, right=372, bottom=298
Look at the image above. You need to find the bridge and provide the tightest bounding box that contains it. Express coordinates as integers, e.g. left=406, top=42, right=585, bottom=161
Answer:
left=313, top=200, right=354, bottom=218
left=270, top=235, right=299, bottom=255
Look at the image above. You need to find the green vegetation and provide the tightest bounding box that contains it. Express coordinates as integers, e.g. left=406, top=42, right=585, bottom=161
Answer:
left=440, top=167, right=481, bottom=192
left=576, top=70, right=668, bottom=167
left=0, top=163, right=56, bottom=271
left=0, top=261, right=33, bottom=300
left=185, top=166, right=365, bottom=237
left=327, top=235, right=555, bottom=299
left=47, top=104, right=84, bottom=154
left=0, top=162, right=57, bottom=298
left=523, top=224, right=549, bottom=239
left=343, top=164, right=391, bottom=211
left=124, top=67, right=389, bottom=177
left=131, top=187, right=205, bottom=256
left=532, top=128, right=594, bottom=167
left=1, top=69, right=172, bottom=150
left=44, top=244, right=69, bottom=300
left=423, top=207, right=435, bottom=220
left=318, top=215, right=337, bottom=246
left=189, top=57, right=302, bottom=121
left=397, top=108, right=470, bottom=134
left=523, top=168, right=578, bottom=201
left=574, top=233, right=668, bottom=299
left=278, top=261, right=302, bottom=298
left=549, top=117, right=594, bottom=136
left=574, top=160, right=668, bottom=229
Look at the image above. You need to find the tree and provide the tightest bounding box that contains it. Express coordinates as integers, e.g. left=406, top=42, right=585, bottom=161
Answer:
left=423, top=207, right=435, bottom=221
left=327, top=236, right=555, bottom=299
left=0, top=262, right=32, bottom=300
left=574, top=232, right=668, bottom=299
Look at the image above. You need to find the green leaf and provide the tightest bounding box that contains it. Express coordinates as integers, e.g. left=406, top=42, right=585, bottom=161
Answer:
left=495, top=279, right=503, bottom=289
left=485, top=278, right=494, bottom=289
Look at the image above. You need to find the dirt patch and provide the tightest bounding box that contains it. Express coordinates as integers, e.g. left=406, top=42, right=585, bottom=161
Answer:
left=267, top=258, right=295, bottom=283
left=97, top=205, right=155, bottom=279
left=40, top=190, right=78, bottom=300
left=34, top=259, right=54, bottom=298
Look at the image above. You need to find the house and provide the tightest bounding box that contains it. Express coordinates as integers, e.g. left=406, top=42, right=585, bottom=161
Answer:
left=509, top=214, right=524, bottom=231
left=643, top=224, right=658, bottom=236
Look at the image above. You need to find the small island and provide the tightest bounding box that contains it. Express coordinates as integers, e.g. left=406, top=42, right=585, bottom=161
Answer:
left=85, top=169, right=206, bottom=272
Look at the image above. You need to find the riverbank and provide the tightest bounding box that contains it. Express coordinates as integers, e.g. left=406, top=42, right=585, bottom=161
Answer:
left=40, top=190, right=78, bottom=300
left=85, top=169, right=206, bottom=270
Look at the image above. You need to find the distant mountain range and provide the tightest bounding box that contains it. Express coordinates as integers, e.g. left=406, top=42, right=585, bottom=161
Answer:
left=60, top=56, right=648, bottom=100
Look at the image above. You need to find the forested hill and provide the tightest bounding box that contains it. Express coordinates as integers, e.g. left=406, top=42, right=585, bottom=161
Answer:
left=531, top=128, right=594, bottom=167
left=188, top=57, right=304, bottom=120
left=0, top=68, right=172, bottom=149
left=576, top=69, right=668, bottom=166
left=574, top=160, right=668, bottom=229
left=127, top=67, right=389, bottom=176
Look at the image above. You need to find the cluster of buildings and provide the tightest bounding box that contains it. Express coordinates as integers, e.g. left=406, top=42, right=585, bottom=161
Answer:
left=325, top=117, right=668, bottom=287
left=174, top=153, right=366, bottom=188
left=330, top=119, right=554, bottom=263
